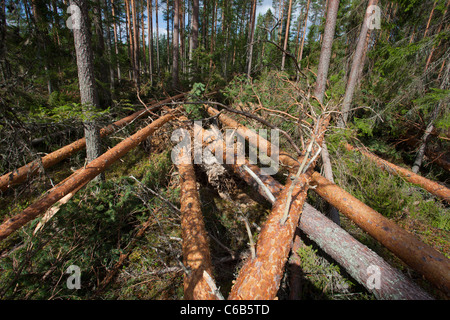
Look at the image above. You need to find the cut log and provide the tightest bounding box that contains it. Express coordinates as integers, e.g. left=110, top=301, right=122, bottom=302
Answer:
left=0, top=112, right=176, bottom=242
left=0, top=93, right=185, bottom=192
left=345, top=143, right=450, bottom=203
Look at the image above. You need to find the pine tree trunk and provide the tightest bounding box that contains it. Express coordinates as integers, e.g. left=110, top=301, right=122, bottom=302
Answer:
left=247, top=0, right=257, bottom=77
left=155, top=0, right=160, bottom=77
left=70, top=0, right=103, bottom=181
left=297, top=0, right=310, bottom=66
left=280, top=0, right=292, bottom=71
left=172, top=0, right=180, bottom=89
left=111, top=0, right=121, bottom=80
left=337, top=0, right=378, bottom=128
left=147, top=0, right=153, bottom=83
left=412, top=59, right=449, bottom=173
left=125, top=0, right=134, bottom=80
left=189, top=0, right=199, bottom=78
left=131, top=0, right=140, bottom=90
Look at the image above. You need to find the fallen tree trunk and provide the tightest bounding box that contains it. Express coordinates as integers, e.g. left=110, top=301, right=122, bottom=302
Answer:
left=0, top=112, right=176, bottom=242
left=345, top=143, right=450, bottom=203
left=195, top=118, right=434, bottom=299
left=310, top=171, right=450, bottom=296
left=233, top=161, right=433, bottom=300
left=207, top=105, right=450, bottom=297
left=227, top=114, right=330, bottom=300
left=0, top=93, right=185, bottom=192
left=177, top=154, right=218, bottom=300
left=175, top=116, right=218, bottom=300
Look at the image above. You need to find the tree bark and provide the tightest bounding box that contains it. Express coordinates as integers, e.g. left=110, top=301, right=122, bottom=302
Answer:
left=147, top=0, right=153, bottom=83
left=297, top=0, right=310, bottom=63
left=131, top=0, right=140, bottom=89
left=189, top=0, right=199, bottom=78
left=176, top=120, right=217, bottom=300
left=228, top=116, right=330, bottom=300
left=206, top=105, right=450, bottom=297
left=313, top=0, right=340, bottom=225
left=247, top=0, right=257, bottom=77
left=230, top=159, right=433, bottom=300
left=111, top=0, right=122, bottom=80
left=155, top=0, right=160, bottom=76
left=337, top=0, right=378, bottom=128
left=69, top=0, right=103, bottom=181
left=172, top=0, right=180, bottom=89
left=280, top=0, right=292, bottom=71
left=345, top=143, right=450, bottom=202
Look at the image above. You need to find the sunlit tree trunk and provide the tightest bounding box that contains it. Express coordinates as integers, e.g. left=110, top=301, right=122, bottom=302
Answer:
left=69, top=0, right=103, bottom=181
left=172, top=0, right=180, bottom=89
left=281, top=0, right=292, bottom=71
left=337, top=0, right=378, bottom=127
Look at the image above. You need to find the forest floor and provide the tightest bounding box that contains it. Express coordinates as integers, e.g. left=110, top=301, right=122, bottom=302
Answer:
left=0, top=76, right=449, bottom=300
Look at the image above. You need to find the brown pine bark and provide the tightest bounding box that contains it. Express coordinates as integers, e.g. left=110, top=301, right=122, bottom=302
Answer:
left=247, top=0, right=257, bottom=77
left=424, top=0, right=450, bottom=72
left=228, top=116, right=330, bottom=300
left=111, top=0, right=122, bottom=80
left=424, top=0, right=437, bottom=39
left=345, top=143, right=450, bottom=203
left=131, top=0, right=140, bottom=89
left=155, top=0, right=160, bottom=76
left=189, top=0, right=199, bottom=76
left=297, top=0, right=310, bottom=63
left=230, top=160, right=433, bottom=300
left=176, top=130, right=217, bottom=300
left=125, top=0, right=134, bottom=80
left=147, top=0, right=153, bottom=83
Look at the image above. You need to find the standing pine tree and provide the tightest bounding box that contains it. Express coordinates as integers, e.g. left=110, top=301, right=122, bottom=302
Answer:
left=69, top=0, right=104, bottom=181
